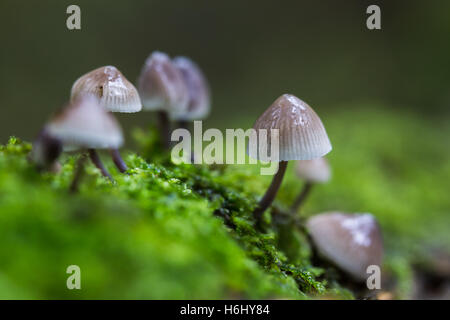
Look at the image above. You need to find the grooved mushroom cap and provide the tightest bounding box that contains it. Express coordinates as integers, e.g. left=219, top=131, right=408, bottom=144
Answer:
left=170, top=56, right=211, bottom=121
left=296, top=157, right=331, bottom=183
left=71, top=66, right=142, bottom=113
left=137, top=51, right=189, bottom=113
left=47, top=95, right=124, bottom=150
left=307, top=212, right=383, bottom=281
left=249, top=94, right=332, bottom=161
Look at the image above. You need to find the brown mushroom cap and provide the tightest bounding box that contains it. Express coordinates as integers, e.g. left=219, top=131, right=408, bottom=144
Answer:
left=249, top=94, right=332, bottom=161
left=71, top=66, right=142, bottom=113
left=306, top=212, right=383, bottom=281
left=47, top=95, right=124, bottom=150
left=170, top=56, right=210, bottom=121
left=137, top=51, right=189, bottom=114
left=295, top=157, right=331, bottom=183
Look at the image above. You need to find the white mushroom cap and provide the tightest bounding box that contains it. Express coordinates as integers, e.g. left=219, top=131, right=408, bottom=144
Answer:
left=296, top=157, right=331, bottom=183
left=249, top=94, right=332, bottom=161
left=71, top=66, right=142, bottom=113
left=47, top=95, right=124, bottom=150
left=170, top=56, right=211, bottom=121
left=306, top=212, right=383, bottom=281
left=137, top=51, right=189, bottom=114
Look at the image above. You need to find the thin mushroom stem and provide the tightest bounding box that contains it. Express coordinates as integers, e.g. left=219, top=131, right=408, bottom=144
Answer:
left=110, top=149, right=128, bottom=173
left=88, top=149, right=113, bottom=180
left=290, top=182, right=313, bottom=213
left=157, top=110, right=171, bottom=150
left=70, top=154, right=87, bottom=193
left=253, top=161, right=288, bottom=222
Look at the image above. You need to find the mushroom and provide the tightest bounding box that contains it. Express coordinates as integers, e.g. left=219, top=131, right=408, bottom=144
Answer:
left=291, top=157, right=331, bottom=213
left=29, top=128, right=63, bottom=172
left=306, top=212, right=383, bottom=281
left=71, top=65, right=142, bottom=172
left=171, top=56, right=211, bottom=129
left=249, top=94, right=332, bottom=222
left=137, top=51, right=189, bottom=149
left=46, top=95, right=124, bottom=191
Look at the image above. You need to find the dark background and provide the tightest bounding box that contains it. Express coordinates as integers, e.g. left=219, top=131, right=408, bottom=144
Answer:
left=0, top=0, right=449, bottom=142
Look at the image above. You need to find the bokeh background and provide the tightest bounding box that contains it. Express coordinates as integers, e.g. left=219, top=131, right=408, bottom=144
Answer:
left=0, top=0, right=449, bottom=299
left=0, top=0, right=449, bottom=139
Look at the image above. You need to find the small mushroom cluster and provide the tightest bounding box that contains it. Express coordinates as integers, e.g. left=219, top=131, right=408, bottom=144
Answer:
left=137, top=52, right=211, bottom=149
left=30, top=52, right=210, bottom=191
left=29, top=52, right=384, bottom=285
left=249, top=93, right=384, bottom=283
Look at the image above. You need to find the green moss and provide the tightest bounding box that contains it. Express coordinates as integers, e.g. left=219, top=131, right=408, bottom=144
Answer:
left=0, top=136, right=314, bottom=299
left=0, top=106, right=448, bottom=299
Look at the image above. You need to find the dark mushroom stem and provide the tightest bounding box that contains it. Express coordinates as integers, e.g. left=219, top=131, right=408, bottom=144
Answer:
left=157, top=110, right=171, bottom=150
left=88, top=149, right=113, bottom=180
left=31, top=129, right=63, bottom=171
left=290, top=182, right=313, bottom=213
left=70, top=154, right=87, bottom=193
left=110, top=148, right=128, bottom=173
left=253, top=161, right=288, bottom=222
left=44, top=137, right=63, bottom=166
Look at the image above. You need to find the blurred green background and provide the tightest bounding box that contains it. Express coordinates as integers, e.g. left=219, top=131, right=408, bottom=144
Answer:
left=0, top=0, right=449, bottom=299
left=0, top=0, right=449, bottom=140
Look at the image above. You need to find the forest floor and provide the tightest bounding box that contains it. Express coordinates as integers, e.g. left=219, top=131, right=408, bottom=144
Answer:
left=0, top=105, right=448, bottom=299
